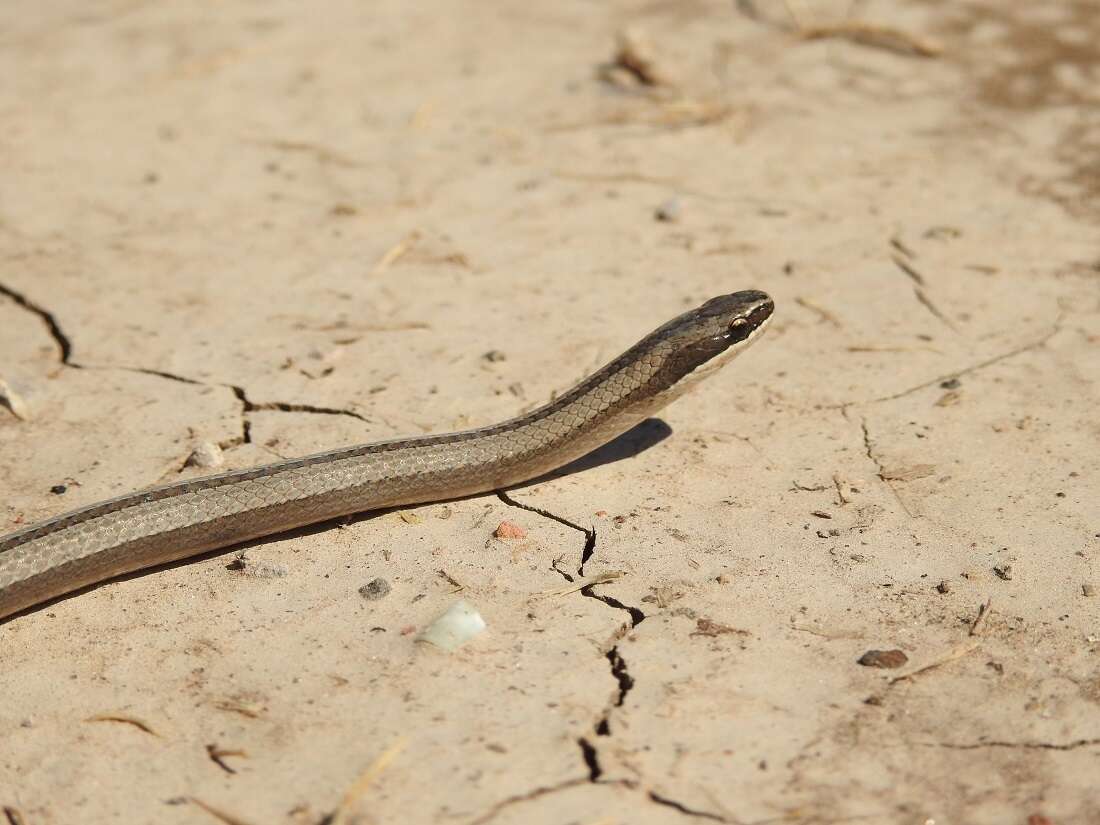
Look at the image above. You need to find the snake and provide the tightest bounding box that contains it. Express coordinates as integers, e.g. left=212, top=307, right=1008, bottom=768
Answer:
left=0, top=290, right=773, bottom=621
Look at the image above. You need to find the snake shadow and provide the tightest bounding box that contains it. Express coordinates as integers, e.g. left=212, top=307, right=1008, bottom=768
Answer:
left=4, top=418, right=671, bottom=622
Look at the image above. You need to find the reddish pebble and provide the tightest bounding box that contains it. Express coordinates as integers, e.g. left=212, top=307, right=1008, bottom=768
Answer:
left=493, top=521, right=527, bottom=539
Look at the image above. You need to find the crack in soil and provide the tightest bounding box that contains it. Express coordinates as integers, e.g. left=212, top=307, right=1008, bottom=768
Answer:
left=228, top=383, right=370, bottom=423
left=465, top=778, right=589, bottom=825
left=580, top=584, right=646, bottom=628
left=921, top=737, right=1100, bottom=751
left=859, top=416, right=914, bottom=518
left=606, top=646, right=635, bottom=707
left=649, top=791, right=730, bottom=822
left=0, top=281, right=370, bottom=440
left=578, top=737, right=603, bottom=780
left=0, top=280, right=74, bottom=363
left=497, top=490, right=647, bottom=784
left=496, top=490, right=591, bottom=536
left=834, top=316, right=1063, bottom=410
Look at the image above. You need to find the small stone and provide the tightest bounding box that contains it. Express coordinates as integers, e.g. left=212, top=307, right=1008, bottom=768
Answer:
left=850, top=554, right=868, bottom=563
left=359, top=578, right=391, bottom=601
left=935, top=580, right=951, bottom=594
left=715, top=573, right=732, bottom=585
left=398, top=511, right=423, bottom=524
left=1083, top=583, right=1096, bottom=597
left=482, top=350, right=507, bottom=363
left=185, top=441, right=224, bottom=469
left=939, top=378, right=961, bottom=390
left=242, top=561, right=287, bottom=579
left=50, top=484, right=67, bottom=495
left=857, top=649, right=909, bottom=669
left=493, top=520, right=527, bottom=539
left=811, top=510, right=832, bottom=519
left=655, top=197, right=682, bottom=222
left=993, top=564, right=1013, bottom=581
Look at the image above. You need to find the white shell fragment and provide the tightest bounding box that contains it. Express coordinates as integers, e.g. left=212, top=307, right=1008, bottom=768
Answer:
left=418, top=600, right=486, bottom=651
left=0, top=378, right=31, bottom=421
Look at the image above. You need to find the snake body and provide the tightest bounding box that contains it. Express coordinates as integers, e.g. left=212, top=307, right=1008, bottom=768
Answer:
left=0, top=290, right=773, bottom=621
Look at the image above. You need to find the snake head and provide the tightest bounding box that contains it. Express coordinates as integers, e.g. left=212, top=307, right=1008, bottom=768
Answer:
left=696, top=289, right=774, bottom=345
left=639, top=289, right=774, bottom=399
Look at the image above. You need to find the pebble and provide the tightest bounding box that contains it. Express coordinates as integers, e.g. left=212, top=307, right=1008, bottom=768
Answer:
left=993, top=564, right=1013, bottom=581
left=1083, top=583, right=1096, bottom=597
left=493, top=520, right=527, bottom=539
left=359, top=578, right=392, bottom=600
left=857, top=649, right=909, bottom=669
left=935, top=580, right=951, bottom=594
left=185, top=441, right=224, bottom=469
left=655, top=197, right=682, bottom=222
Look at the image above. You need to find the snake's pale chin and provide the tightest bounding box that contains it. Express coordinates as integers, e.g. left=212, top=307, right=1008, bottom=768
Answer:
left=680, top=314, right=771, bottom=392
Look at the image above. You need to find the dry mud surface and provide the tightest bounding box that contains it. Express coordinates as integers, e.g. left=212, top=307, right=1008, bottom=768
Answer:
left=1, top=2, right=1098, bottom=824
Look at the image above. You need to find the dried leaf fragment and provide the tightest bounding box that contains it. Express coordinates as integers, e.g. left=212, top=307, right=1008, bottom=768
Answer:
left=691, top=618, right=749, bottom=638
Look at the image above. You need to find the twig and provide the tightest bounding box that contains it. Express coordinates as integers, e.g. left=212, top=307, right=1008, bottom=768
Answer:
left=889, top=642, right=979, bottom=686
left=799, top=22, right=941, bottom=57
left=330, top=739, right=407, bottom=825
left=371, top=232, right=420, bottom=275
left=794, top=296, right=842, bottom=326
left=969, top=599, right=992, bottom=637
left=85, top=714, right=159, bottom=736
left=190, top=798, right=256, bottom=825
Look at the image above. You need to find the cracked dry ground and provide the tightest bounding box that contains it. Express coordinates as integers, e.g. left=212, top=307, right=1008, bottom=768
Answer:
left=2, top=259, right=1098, bottom=823
left=3, top=0, right=1100, bottom=822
